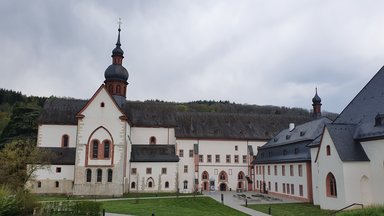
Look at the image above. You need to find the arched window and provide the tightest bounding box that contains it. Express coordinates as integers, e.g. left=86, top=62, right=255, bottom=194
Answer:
left=92, top=140, right=99, bottom=159
left=238, top=171, right=244, bottom=180
left=55, top=181, right=59, bottom=188
left=183, top=180, right=188, bottom=189
left=326, top=145, right=331, bottom=156
left=326, top=172, right=337, bottom=197
left=97, top=169, right=102, bottom=182
left=219, top=171, right=227, bottom=181
left=148, top=181, right=153, bottom=188
left=149, top=136, right=156, bottom=144
left=86, top=169, right=92, bottom=182
left=107, top=169, right=113, bottom=182
left=131, top=182, right=136, bottom=189
left=165, top=181, right=169, bottom=188
left=202, top=171, right=209, bottom=180
left=116, top=85, right=121, bottom=94
left=37, top=181, right=41, bottom=188
left=100, top=102, right=105, bottom=107
left=103, top=140, right=111, bottom=159
left=62, top=135, right=69, bottom=148
left=147, top=178, right=154, bottom=188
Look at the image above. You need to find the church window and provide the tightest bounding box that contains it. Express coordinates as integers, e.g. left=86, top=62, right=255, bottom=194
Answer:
left=219, top=171, right=227, bottom=181
left=165, top=181, right=169, bottom=188
left=62, top=135, right=69, bottom=147
left=131, top=182, right=136, bottom=189
left=97, top=169, right=102, bottom=182
left=202, top=171, right=208, bottom=180
left=183, top=180, right=188, bottom=189
left=103, top=140, right=110, bottom=158
left=149, top=136, right=156, bottom=144
left=326, top=172, right=337, bottom=197
left=148, top=179, right=153, bottom=188
left=116, top=85, right=121, bottom=94
left=100, top=102, right=105, bottom=107
left=55, top=181, right=59, bottom=188
left=37, top=181, right=41, bottom=188
left=92, top=140, right=99, bottom=159
left=326, top=145, right=331, bottom=156
left=86, top=169, right=92, bottom=182
left=107, top=169, right=113, bottom=182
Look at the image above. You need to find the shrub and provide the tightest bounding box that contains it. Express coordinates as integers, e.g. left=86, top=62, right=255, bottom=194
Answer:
left=0, top=185, right=38, bottom=216
left=37, top=200, right=102, bottom=216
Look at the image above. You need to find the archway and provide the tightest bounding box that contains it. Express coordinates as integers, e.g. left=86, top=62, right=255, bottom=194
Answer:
left=220, top=183, right=227, bottom=191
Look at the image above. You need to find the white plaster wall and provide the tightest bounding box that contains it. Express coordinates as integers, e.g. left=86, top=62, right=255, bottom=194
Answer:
left=317, top=129, right=346, bottom=210
left=130, top=127, right=176, bottom=144
left=34, top=165, right=74, bottom=180
left=176, top=139, right=195, bottom=193
left=255, top=162, right=310, bottom=199
left=310, top=147, right=320, bottom=205
left=129, top=162, right=178, bottom=193
left=361, top=139, right=384, bottom=205
left=37, top=125, right=77, bottom=147
left=342, top=162, right=371, bottom=206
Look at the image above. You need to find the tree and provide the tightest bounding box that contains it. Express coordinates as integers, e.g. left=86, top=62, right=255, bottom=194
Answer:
left=0, top=138, right=52, bottom=190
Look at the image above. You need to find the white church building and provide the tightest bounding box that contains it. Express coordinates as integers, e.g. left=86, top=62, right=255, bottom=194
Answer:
left=29, top=27, right=311, bottom=196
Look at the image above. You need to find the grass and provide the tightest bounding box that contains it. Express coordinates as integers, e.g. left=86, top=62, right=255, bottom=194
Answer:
left=122, top=192, right=201, bottom=198
left=248, top=203, right=332, bottom=216
left=337, top=206, right=384, bottom=216
left=101, top=197, right=248, bottom=216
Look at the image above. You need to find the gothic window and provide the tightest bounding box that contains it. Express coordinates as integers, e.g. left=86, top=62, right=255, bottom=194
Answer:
left=104, top=140, right=110, bottom=158
left=183, top=180, right=188, bottom=189
left=326, top=172, right=337, bottom=197
left=202, top=171, right=209, bottom=180
left=86, top=169, right=92, bottom=182
left=107, top=169, right=113, bottom=182
left=149, top=136, right=156, bottom=144
left=62, top=135, right=69, bottom=148
left=219, top=171, right=227, bottom=181
left=147, top=178, right=154, bottom=188
left=238, top=171, right=244, bottom=180
left=97, top=169, right=102, bottom=182
left=92, top=140, right=99, bottom=159
left=131, top=182, right=136, bottom=189
left=326, top=145, right=331, bottom=156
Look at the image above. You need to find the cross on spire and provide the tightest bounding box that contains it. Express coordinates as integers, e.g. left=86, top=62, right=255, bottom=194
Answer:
left=118, top=18, right=122, bottom=31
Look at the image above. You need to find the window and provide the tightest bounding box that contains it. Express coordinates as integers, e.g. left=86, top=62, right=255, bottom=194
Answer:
left=37, top=181, right=41, bottom=188
left=268, top=182, right=271, bottom=191
left=235, top=145, right=238, bottom=151
left=215, top=155, right=220, bottom=163
left=238, top=172, right=244, bottom=180
left=107, top=169, right=113, bottom=182
left=274, top=165, right=277, bottom=176
left=282, top=165, right=285, bottom=176
left=148, top=181, right=153, bottom=188
left=100, top=102, right=105, bottom=107
left=86, top=169, right=92, bottom=182
left=326, top=172, right=337, bottom=197
left=202, top=171, right=208, bottom=180
left=207, top=155, right=212, bottom=163
left=242, top=155, right=247, bottom=163
left=199, top=155, right=203, bottom=162
left=104, top=140, right=110, bottom=159
left=62, top=135, right=69, bottom=147
left=234, top=155, right=239, bottom=163
left=146, top=168, right=152, bottom=174
left=189, top=150, right=194, bottom=157
left=283, top=183, right=286, bottom=193
left=291, top=184, right=295, bottom=195
left=298, top=165, right=303, bottom=177
left=116, top=85, right=121, bottom=94
left=165, top=181, right=169, bottom=188
left=179, top=149, right=184, bottom=157
left=287, top=183, right=290, bottom=194
left=97, top=169, right=102, bottom=182
left=55, top=181, right=59, bottom=188
left=290, top=165, right=294, bottom=176
left=219, top=171, right=227, bottom=181
left=184, top=165, right=188, bottom=173
left=56, top=167, right=62, bottom=173
left=275, top=182, right=278, bottom=192
left=262, top=166, right=265, bottom=175
left=162, top=168, right=167, bottom=174
left=256, top=166, right=259, bottom=175
left=257, top=180, right=259, bottom=189
left=267, top=166, right=270, bottom=175
left=149, top=136, right=156, bottom=144
left=131, top=168, right=137, bottom=175
left=226, top=155, right=231, bottom=163
left=131, top=182, right=136, bottom=189
left=183, top=180, right=188, bottom=189
left=92, top=140, right=99, bottom=159
left=326, top=145, right=331, bottom=156
left=299, top=185, right=303, bottom=196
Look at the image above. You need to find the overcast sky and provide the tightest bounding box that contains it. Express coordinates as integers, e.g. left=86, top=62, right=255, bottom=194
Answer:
left=1, top=0, right=384, bottom=113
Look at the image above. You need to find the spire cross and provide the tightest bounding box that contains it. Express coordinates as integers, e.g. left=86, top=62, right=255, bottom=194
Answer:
left=118, top=18, right=122, bottom=30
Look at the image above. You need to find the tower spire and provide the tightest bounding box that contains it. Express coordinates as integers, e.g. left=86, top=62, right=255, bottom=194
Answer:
left=312, top=87, right=322, bottom=118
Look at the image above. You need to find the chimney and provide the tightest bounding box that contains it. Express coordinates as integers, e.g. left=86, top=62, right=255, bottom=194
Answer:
left=289, top=123, right=295, bottom=132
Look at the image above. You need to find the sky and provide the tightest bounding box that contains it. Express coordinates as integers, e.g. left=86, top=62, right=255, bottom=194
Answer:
left=1, top=1, right=384, bottom=113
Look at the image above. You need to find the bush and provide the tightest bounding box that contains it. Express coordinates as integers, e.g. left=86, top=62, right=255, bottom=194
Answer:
left=0, top=185, right=38, bottom=216
left=36, top=200, right=102, bottom=216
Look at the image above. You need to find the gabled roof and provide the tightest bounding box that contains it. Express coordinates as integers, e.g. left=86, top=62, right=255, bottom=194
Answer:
left=324, top=124, right=369, bottom=162
left=39, top=147, right=76, bottom=165
left=38, top=98, right=86, bottom=125
left=252, top=117, right=331, bottom=164
left=130, top=145, right=179, bottom=162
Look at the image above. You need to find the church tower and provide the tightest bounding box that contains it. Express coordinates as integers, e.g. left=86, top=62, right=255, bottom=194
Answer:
left=104, top=24, right=129, bottom=107
left=312, top=88, right=322, bottom=118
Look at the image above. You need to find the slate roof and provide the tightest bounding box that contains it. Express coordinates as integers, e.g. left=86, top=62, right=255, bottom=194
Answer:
left=252, top=117, right=331, bottom=164
left=38, top=97, right=312, bottom=140
left=325, top=124, right=369, bottom=162
left=130, top=145, right=179, bottom=162
left=38, top=147, right=76, bottom=165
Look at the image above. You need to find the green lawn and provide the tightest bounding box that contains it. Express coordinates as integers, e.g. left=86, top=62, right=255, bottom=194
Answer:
left=102, top=197, right=248, bottom=216
left=248, top=203, right=332, bottom=216
left=337, top=206, right=384, bottom=216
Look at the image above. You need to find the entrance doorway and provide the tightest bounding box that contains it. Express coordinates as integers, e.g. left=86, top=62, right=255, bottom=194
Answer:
left=203, top=182, right=208, bottom=191
left=220, top=183, right=227, bottom=191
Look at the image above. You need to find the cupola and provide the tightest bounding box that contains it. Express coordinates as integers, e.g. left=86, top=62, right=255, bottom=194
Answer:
left=312, top=88, right=322, bottom=118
